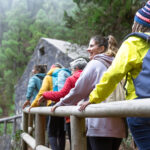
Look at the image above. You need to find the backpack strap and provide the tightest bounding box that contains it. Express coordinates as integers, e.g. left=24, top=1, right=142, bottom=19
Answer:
left=124, top=32, right=150, bottom=42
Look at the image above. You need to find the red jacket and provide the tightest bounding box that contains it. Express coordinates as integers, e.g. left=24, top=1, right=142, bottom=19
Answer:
left=43, top=70, right=82, bottom=102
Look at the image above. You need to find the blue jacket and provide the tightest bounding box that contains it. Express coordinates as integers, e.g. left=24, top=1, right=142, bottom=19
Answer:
left=52, top=68, right=71, bottom=91
left=26, top=73, right=46, bottom=102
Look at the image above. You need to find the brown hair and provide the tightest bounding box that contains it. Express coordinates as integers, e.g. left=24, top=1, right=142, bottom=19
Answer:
left=91, top=35, right=108, bottom=51
left=91, top=35, right=118, bottom=57
left=132, top=21, right=150, bottom=33
left=34, top=64, right=47, bottom=73
left=105, top=35, right=118, bottom=57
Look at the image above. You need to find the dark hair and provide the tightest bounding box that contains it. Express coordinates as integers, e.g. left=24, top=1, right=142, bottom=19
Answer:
left=91, top=35, right=118, bottom=56
left=34, top=64, right=47, bottom=73
left=54, top=63, right=63, bottom=68
left=91, top=35, right=109, bottom=50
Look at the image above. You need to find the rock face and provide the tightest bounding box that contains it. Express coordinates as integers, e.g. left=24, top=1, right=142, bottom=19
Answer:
left=0, top=135, right=11, bottom=150
left=15, top=38, right=88, bottom=114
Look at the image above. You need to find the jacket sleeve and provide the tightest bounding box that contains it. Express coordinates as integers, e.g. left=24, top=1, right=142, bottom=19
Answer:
left=31, top=75, right=52, bottom=107
left=26, top=77, right=36, bottom=100
left=55, top=61, right=101, bottom=107
left=42, top=77, right=72, bottom=102
left=89, top=39, right=140, bottom=104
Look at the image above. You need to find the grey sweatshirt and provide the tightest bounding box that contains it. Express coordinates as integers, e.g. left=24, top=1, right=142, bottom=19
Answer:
left=55, top=53, right=126, bottom=138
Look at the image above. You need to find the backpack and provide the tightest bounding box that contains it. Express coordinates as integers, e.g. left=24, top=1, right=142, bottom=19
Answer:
left=52, top=68, right=71, bottom=91
left=123, top=32, right=150, bottom=98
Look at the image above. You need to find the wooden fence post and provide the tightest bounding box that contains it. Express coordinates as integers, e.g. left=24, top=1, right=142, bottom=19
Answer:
left=4, top=120, right=7, bottom=135
left=70, top=116, right=86, bottom=150
left=12, top=118, right=16, bottom=135
left=35, top=114, right=46, bottom=147
left=22, top=112, right=28, bottom=150
left=28, top=114, right=34, bottom=135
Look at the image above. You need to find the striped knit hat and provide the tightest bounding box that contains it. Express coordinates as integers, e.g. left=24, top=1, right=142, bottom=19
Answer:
left=134, top=1, right=150, bottom=28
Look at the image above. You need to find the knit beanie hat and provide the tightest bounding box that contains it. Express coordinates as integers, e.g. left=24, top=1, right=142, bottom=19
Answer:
left=70, top=58, right=88, bottom=70
left=134, top=1, right=150, bottom=28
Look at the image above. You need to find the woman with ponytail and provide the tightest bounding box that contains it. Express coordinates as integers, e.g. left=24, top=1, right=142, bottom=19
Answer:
left=51, top=35, right=127, bottom=150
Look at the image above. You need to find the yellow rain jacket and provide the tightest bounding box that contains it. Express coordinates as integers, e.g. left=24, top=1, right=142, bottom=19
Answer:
left=89, top=32, right=150, bottom=104
left=31, top=67, right=59, bottom=107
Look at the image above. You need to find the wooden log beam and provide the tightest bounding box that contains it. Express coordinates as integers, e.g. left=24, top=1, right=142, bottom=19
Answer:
left=12, top=118, right=16, bottom=135
left=22, top=112, right=28, bottom=150
left=0, top=114, right=22, bottom=123
left=23, top=99, right=150, bottom=117
left=36, top=145, right=52, bottom=150
left=70, top=116, right=86, bottom=150
left=4, top=121, right=7, bottom=135
left=35, top=114, right=45, bottom=147
left=21, top=132, right=36, bottom=149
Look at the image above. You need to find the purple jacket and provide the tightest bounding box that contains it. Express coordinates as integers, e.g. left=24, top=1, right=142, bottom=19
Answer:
left=55, top=54, right=126, bottom=138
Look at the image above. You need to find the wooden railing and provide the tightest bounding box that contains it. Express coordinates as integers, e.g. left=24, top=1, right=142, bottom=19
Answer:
left=0, top=114, right=22, bottom=136
left=22, top=99, right=150, bottom=150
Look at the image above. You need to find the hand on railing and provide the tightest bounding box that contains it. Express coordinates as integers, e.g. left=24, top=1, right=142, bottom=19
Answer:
left=51, top=105, right=58, bottom=112
left=29, top=106, right=33, bottom=112
left=22, top=100, right=31, bottom=109
left=79, top=101, right=91, bottom=111
left=37, top=96, right=46, bottom=106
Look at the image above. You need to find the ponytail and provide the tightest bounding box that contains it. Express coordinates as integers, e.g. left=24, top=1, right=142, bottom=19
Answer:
left=104, top=35, right=118, bottom=57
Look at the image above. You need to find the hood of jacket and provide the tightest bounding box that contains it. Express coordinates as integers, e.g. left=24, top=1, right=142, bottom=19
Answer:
left=52, top=68, right=71, bottom=77
left=34, top=73, right=46, bottom=80
left=93, top=54, right=114, bottom=68
left=47, top=67, right=60, bottom=76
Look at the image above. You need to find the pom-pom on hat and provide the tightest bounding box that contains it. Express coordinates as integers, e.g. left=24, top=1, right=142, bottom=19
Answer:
left=134, top=0, right=150, bottom=28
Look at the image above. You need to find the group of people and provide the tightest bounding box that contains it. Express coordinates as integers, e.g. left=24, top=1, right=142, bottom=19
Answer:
left=23, top=1, right=150, bottom=150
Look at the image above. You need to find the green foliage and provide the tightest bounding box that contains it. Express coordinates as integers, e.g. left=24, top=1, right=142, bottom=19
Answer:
left=64, top=0, right=147, bottom=45
left=0, top=123, right=13, bottom=136
left=11, top=130, right=23, bottom=150
left=0, top=0, right=148, bottom=117
left=0, top=0, right=76, bottom=116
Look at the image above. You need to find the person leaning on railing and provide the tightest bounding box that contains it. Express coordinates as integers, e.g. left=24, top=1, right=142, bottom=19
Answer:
left=51, top=35, right=127, bottom=150
left=80, top=1, right=150, bottom=150
left=22, top=64, right=47, bottom=109
left=37, top=58, right=88, bottom=148
left=23, top=63, right=71, bottom=150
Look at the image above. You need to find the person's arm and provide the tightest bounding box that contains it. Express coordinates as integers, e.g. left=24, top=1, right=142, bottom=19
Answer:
left=89, top=39, right=140, bottom=104
left=42, top=77, right=73, bottom=102
left=31, top=75, right=52, bottom=107
left=23, top=78, right=35, bottom=109
left=54, top=61, right=101, bottom=107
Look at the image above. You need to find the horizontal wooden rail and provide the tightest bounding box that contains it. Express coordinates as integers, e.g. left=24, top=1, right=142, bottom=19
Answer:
left=0, top=114, right=22, bottom=123
left=24, top=99, right=150, bottom=117
left=21, top=133, right=36, bottom=149
left=0, top=114, right=22, bottom=136
left=36, top=145, right=52, bottom=150
left=22, top=99, right=150, bottom=150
